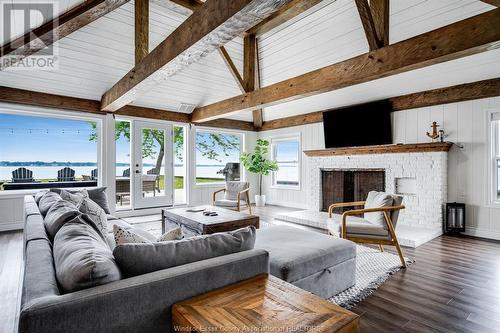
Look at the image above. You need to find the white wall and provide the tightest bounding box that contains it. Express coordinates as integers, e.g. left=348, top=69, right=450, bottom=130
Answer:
left=258, top=97, right=500, bottom=240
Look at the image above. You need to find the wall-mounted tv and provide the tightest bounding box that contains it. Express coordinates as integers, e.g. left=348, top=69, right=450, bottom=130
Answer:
left=322, top=100, right=393, bottom=148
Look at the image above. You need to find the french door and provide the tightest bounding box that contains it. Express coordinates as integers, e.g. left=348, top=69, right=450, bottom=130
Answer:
left=132, top=121, right=174, bottom=209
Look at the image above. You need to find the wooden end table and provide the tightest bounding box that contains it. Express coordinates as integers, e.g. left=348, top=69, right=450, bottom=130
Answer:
left=161, top=205, right=259, bottom=235
left=172, top=274, right=359, bottom=333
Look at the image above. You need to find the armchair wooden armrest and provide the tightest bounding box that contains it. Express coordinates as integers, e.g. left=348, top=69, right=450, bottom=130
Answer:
left=236, top=187, right=250, bottom=204
left=328, top=201, right=365, bottom=218
left=340, top=205, right=405, bottom=238
left=212, top=188, right=226, bottom=204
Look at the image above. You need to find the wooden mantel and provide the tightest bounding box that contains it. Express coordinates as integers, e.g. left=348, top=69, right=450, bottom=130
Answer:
left=303, top=142, right=453, bottom=157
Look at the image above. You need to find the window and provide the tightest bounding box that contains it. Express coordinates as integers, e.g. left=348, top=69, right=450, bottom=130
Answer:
left=0, top=112, right=100, bottom=191
left=195, top=130, right=242, bottom=185
left=272, top=135, right=300, bottom=188
left=492, top=112, right=500, bottom=203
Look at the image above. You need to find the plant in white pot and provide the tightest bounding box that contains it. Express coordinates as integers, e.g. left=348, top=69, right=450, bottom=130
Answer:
left=240, top=139, right=278, bottom=207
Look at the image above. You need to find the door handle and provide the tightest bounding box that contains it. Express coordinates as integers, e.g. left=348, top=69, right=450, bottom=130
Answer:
left=135, top=170, right=141, bottom=174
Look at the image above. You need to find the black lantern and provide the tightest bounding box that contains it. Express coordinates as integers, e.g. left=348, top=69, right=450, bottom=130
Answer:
left=443, top=203, right=465, bottom=234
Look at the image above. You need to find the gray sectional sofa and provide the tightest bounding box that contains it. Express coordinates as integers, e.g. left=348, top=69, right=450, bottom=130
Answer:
left=20, top=195, right=269, bottom=333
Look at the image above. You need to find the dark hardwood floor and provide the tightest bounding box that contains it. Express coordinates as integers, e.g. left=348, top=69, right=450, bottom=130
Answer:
left=1, top=205, right=500, bottom=333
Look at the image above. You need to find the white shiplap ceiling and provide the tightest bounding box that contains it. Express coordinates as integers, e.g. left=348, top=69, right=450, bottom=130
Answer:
left=0, top=0, right=498, bottom=122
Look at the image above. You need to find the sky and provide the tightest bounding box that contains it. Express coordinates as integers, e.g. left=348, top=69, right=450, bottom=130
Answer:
left=0, top=113, right=97, bottom=162
left=275, top=141, right=299, bottom=162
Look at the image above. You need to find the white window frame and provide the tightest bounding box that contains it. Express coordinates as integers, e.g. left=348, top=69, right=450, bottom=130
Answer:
left=490, top=110, right=500, bottom=206
left=0, top=103, right=104, bottom=192
left=194, top=128, right=244, bottom=186
left=271, top=133, right=301, bottom=190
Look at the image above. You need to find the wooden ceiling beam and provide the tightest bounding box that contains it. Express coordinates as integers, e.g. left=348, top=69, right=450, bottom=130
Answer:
left=370, top=0, right=390, bottom=47
left=219, top=46, right=246, bottom=94
left=191, top=9, right=500, bottom=122
left=169, top=0, right=204, bottom=11
left=258, top=77, right=500, bottom=131
left=0, top=86, right=255, bottom=130
left=101, top=0, right=262, bottom=112
left=479, top=0, right=500, bottom=7
left=135, top=0, right=149, bottom=64
left=246, top=0, right=322, bottom=36
left=0, top=0, right=130, bottom=67
left=355, top=0, right=382, bottom=50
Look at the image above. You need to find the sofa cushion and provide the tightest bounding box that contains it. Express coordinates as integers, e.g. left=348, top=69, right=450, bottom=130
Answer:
left=255, top=225, right=356, bottom=282
left=78, top=197, right=107, bottom=234
left=364, top=191, right=394, bottom=229
left=113, top=226, right=256, bottom=277
left=53, top=215, right=121, bottom=293
left=157, top=227, right=183, bottom=242
left=51, top=187, right=111, bottom=214
left=327, top=216, right=390, bottom=238
left=44, top=200, right=80, bottom=240
left=214, top=199, right=238, bottom=207
left=38, top=192, right=62, bottom=216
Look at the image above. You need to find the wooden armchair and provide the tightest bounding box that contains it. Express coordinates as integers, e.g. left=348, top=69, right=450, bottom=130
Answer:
left=213, top=181, right=252, bottom=214
left=327, top=192, right=407, bottom=267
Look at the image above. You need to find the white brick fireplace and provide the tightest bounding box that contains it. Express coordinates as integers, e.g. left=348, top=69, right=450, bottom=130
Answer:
left=309, top=151, right=447, bottom=247
left=275, top=143, right=451, bottom=247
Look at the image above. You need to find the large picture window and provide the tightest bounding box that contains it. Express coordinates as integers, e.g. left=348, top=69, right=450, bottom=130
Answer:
left=0, top=112, right=100, bottom=191
left=492, top=112, right=500, bottom=203
left=271, top=135, right=300, bottom=188
left=195, top=130, right=241, bottom=185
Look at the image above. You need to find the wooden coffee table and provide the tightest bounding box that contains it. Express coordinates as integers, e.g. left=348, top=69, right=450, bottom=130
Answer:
left=172, top=274, right=359, bottom=333
left=161, top=205, right=259, bottom=235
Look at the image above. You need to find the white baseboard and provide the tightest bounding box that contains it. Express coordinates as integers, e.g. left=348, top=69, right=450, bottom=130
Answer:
left=463, top=227, right=500, bottom=241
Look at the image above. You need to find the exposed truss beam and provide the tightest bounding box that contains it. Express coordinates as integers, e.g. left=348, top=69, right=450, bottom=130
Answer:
left=219, top=46, right=246, bottom=93
left=247, top=0, right=322, bottom=36
left=191, top=9, right=500, bottom=122
left=479, top=0, right=500, bottom=7
left=0, top=86, right=255, bottom=131
left=258, top=77, right=500, bottom=131
left=370, top=0, right=390, bottom=47
left=101, top=0, right=294, bottom=112
left=0, top=0, right=130, bottom=67
left=135, top=0, right=149, bottom=64
left=355, top=0, right=382, bottom=50
left=170, top=0, right=204, bottom=11
left=244, top=34, right=263, bottom=128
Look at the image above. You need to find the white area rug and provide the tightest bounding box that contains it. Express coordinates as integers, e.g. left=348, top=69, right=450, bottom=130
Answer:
left=329, top=245, right=413, bottom=309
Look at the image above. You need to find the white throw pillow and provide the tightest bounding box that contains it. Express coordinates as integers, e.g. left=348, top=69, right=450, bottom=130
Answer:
left=157, top=227, right=183, bottom=242
left=113, top=225, right=183, bottom=245
left=78, top=196, right=107, bottom=234
left=364, top=191, right=394, bottom=229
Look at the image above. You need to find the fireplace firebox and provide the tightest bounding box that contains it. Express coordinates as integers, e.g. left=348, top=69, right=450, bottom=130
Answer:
left=321, top=169, right=385, bottom=213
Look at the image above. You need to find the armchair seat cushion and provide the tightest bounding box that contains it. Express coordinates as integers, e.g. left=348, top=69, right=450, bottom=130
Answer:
left=327, top=214, right=390, bottom=239
left=214, top=199, right=247, bottom=207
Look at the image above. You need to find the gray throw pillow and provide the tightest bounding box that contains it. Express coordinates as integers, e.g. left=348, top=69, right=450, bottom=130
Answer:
left=44, top=200, right=80, bottom=240
left=53, top=214, right=121, bottom=293
left=113, top=226, right=256, bottom=277
left=38, top=192, right=62, bottom=216
left=34, top=190, right=47, bottom=204
left=78, top=197, right=107, bottom=234
left=59, top=189, right=88, bottom=206
left=51, top=187, right=111, bottom=214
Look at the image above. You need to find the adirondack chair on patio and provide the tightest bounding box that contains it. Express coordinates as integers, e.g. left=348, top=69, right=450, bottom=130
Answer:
left=147, top=168, right=161, bottom=193
left=12, top=167, right=34, bottom=183
left=91, top=169, right=98, bottom=180
left=57, top=167, right=75, bottom=182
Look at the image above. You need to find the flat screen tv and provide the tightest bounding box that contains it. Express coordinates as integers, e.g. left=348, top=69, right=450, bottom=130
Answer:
left=323, top=100, right=393, bottom=148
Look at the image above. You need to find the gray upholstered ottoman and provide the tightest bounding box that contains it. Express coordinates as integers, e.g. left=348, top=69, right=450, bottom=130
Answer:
left=255, top=225, right=356, bottom=299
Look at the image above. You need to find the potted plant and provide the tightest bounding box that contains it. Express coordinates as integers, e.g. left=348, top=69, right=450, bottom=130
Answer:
left=240, top=139, right=278, bottom=207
